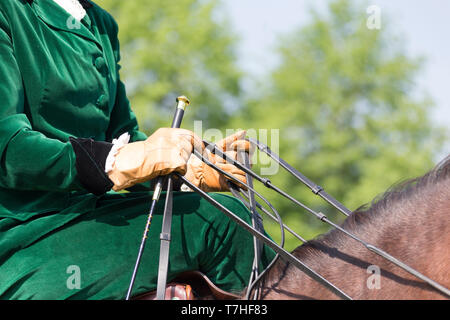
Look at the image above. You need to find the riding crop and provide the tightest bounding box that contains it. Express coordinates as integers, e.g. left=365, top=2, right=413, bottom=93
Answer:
left=125, top=96, right=190, bottom=300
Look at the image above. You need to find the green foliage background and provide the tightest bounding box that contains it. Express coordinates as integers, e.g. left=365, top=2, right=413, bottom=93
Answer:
left=97, top=0, right=447, bottom=250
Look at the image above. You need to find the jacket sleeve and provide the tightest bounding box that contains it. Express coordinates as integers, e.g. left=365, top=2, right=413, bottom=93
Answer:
left=105, top=19, right=148, bottom=143
left=102, top=21, right=187, bottom=192
left=0, top=9, right=86, bottom=193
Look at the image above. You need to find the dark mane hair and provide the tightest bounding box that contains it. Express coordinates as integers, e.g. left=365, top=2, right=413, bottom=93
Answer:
left=261, top=155, right=450, bottom=299
left=295, top=154, right=450, bottom=257
left=352, top=154, right=449, bottom=220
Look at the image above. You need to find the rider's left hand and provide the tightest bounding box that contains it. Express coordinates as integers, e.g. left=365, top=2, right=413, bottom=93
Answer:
left=183, top=130, right=251, bottom=192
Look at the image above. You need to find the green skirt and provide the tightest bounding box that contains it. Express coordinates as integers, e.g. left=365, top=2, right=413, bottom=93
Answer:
left=0, top=191, right=275, bottom=299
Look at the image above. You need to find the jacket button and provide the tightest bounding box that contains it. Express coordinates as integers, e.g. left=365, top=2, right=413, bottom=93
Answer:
left=94, top=56, right=107, bottom=72
left=96, top=94, right=109, bottom=108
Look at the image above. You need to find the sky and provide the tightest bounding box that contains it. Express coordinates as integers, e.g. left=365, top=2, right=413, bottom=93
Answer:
left=221, top=0, right=450, bottom=141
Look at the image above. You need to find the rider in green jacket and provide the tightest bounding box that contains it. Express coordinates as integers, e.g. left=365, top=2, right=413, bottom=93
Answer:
left=0, top=0, right=274, bottom=299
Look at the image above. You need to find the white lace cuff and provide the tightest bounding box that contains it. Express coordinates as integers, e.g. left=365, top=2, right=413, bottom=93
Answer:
left=105, top=132, right=131, bottom=173
left=180, top=184, right=193, bottom=192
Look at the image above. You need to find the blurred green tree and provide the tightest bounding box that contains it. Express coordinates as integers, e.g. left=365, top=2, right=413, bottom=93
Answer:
left=96, top=0, right=447, bottom=250
left=232, top=0, right=447, bottom=248
left=96, top=0, right=242, bottom=132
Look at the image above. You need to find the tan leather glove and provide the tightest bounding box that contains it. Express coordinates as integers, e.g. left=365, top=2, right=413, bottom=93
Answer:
left=183, top=130, right=251, bottom=192
left=108, top=128, right=195, bottom=191
left=213, top=130, right=254, bottom=166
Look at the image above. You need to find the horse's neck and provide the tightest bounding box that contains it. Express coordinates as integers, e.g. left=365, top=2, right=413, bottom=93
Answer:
left=259, top=179, right=450, bottom=300
left=260, top=237, right=366, bottom=299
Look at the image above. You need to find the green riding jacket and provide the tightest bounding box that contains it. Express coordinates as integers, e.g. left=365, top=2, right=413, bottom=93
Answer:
left=0, top=0, right=147, bottom=221
left=0, top=1, right=276, bottom=299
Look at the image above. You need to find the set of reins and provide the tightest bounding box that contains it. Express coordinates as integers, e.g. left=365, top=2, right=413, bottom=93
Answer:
left=125, top=97, right=450, bottom=300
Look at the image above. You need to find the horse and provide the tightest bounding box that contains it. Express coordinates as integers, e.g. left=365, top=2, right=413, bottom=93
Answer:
left=138, top=155, right=450, bottom=300
left=251, top=155, right=450, bottom=300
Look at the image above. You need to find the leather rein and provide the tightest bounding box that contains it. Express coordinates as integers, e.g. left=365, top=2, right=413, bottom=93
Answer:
left=125, top=99, right=450, bottom=300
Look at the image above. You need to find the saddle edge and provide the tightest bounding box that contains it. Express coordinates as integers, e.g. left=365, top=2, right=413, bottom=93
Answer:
left=132, top=271, right=241, bottom=300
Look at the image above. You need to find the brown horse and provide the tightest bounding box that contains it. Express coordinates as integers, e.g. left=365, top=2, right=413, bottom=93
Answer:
left=139, top=155, right=449, bottom=300
left=253, top=155, right=450, bottom=300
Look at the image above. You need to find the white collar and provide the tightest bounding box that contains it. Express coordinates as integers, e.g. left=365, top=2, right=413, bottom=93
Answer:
left=52, top=0, right=86, bottom=21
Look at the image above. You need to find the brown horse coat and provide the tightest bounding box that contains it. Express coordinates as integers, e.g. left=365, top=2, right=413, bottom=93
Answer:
left=258, top=156, right=450, bottom=300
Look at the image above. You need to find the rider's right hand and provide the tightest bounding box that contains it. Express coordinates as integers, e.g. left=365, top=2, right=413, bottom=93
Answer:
left=107, top=128, right=195, bottom=191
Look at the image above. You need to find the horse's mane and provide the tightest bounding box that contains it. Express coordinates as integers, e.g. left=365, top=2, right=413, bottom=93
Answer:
left=294, top=154, right=450, bottom=258
left=261, top=155, right=450, bottom=299
left=359, top=154, right=449, bottom=209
